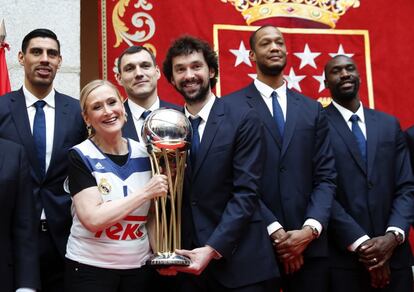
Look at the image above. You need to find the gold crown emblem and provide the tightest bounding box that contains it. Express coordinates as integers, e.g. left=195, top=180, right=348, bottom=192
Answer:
left=221, top=0, right=360, bottom=28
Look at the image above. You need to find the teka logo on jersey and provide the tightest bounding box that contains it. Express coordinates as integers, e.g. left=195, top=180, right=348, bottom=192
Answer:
left=94, top=215, right=147, bottom=240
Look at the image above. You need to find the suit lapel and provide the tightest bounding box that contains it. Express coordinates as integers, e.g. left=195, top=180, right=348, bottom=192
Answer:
left=10, top=89, right=42, bottom=177
left=122, top=101, right=139, bottom=141
left=192, top=98, right=224, bottom=179
left=326, top=104, right=367, bottom=174
left=245, top=83, right=282, bottom=148
left=47, top=91, right=68, bottom=178
left=364, top=108, right=378, bottom=178
left=281, top=89, right=299, bottom=157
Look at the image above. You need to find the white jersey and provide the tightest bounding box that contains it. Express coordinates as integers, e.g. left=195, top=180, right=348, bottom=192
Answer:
left=66, top=138, right=152, bottom=269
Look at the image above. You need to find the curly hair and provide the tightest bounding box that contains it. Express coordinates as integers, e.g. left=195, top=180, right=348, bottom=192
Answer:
left=162, top=35, right=218, bottom=89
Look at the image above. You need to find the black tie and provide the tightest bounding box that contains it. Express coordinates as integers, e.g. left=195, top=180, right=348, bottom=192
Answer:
left=33, top=100, right=47, bottom=176
left=190, top=117, right=202, bottom=168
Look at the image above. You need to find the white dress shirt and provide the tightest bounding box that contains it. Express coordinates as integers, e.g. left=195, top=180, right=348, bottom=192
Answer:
left=184, top=93, right=215, bottom=141
left=24, top=86, right=55, bottom=221
left=127, top=97, right=160, bottom=145
left=331, top=100, right=405, bottom=251
left=254, top=79, right=322, bottom=237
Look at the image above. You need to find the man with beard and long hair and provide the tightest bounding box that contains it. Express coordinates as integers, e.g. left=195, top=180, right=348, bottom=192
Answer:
left=160, top=35, right=280, bottom=292
left=324, top=55, right=414, bottom=292
left=223, top=25, right=337, bottom=292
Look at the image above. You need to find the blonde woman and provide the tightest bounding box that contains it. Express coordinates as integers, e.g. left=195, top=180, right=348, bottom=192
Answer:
left=64, top=80, right=167, bottom=292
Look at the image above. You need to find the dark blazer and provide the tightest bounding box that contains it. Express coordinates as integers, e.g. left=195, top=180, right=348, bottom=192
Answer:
left=405, top=125, right=414, bottom=173
left=326, top=104, right=414, bottom=269
left=182, top=97, right=279, bottom=288
left=224, top=83, right=337, bottom=258
left=0, top=138, right=40, bottom=291
left=0, top=88, right=86, bottom=257
left=122, top=99, right=181, bottom=140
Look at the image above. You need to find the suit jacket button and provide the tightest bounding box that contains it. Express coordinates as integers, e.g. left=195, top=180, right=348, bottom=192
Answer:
left=368, top=181, right=373, bottom=189
left=191, top=200, right=197, bottom=206
left=280, top=166, right=286, bottom=172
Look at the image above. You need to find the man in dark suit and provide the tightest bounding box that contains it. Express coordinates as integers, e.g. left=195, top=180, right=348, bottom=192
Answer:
left=224, top=25, right=337, bottom=292
left=160, top=35, right=280, bottom=291
left=0, top=29, right=86, bottom=292
left=405, top=126, right=414, bottom=171
left=0, top=138, right=40, bottom=292
left=324, top=55, right=414, bottom=291
left=115, top=46, right=180, bottom=142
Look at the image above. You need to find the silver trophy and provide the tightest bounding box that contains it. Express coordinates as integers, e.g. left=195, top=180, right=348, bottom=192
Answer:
left=142, top=108, right=192, bottom=267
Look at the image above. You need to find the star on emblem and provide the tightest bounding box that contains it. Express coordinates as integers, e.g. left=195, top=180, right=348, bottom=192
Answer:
left=329, top=44, right=354, bottom=58
left=229, top=41, right=252, bottom=67
left=293, top=44, right=321, bottom=69
left=284, top=68, right=306, bottom=92
left=313, top=71, right=326, bottom=93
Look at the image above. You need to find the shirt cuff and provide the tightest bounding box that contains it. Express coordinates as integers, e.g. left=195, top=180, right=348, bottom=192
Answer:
left=348, top=235, right=370, bottom=252
left=267, top=221, right=283, bottom=236
left=386, top=226, right=405, bottom=242
left=303, top=218, right=322, bottom=237
left=16, top=288, right=36, bottom=292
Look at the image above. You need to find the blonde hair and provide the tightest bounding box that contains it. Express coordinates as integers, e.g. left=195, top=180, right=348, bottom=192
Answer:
left=80, top=79, right=125, bottom=138
left=80, top=79, right=123, bottom=113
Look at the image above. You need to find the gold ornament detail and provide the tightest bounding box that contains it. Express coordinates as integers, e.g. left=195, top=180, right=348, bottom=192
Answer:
left=112, top=0, right=156, bottom=48
left=220, top=0, right=360, bottom=28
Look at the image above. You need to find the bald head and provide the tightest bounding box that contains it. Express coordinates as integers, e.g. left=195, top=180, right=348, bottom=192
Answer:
left=324, top=55, right=361, bottom=103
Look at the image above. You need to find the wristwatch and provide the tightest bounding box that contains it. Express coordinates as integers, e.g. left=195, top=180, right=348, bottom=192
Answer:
left=303, top=225, right=319, bottom=239
left=387, top=230, right=404, bottom=245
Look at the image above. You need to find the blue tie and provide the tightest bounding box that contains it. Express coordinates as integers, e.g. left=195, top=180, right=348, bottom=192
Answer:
left=141, top=110, right=151, bottom=120
left=271, top=91, right=284, bottom=137
left=33, top=100, right=47, bottom=176
left=350, top=114, right=366, bottom=162
left=190, top=117, right=202, bottom=168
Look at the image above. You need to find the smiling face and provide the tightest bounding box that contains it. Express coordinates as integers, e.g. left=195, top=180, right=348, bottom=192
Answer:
left=18, top=37, right=62, bottom=93
left=82, top=84, right=126, bottom=138
left=116, top=49, right=160, bottom=104
left=249, top=26, right=287, bottom=77
left=324, top=55, right=361, bottom=102
left=170, top=51, right=215, bottom=105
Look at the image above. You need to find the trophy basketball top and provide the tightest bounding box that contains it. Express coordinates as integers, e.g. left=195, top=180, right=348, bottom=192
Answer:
left=142, top=108, right=192, bottom=151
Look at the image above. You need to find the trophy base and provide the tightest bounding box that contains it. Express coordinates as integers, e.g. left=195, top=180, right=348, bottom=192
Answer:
left=146, top=252, right=191, bottom=268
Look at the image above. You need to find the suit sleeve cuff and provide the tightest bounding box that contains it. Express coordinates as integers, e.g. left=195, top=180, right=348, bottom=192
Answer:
left=206, top=245, right=222, bottom=259
left=303, top=218, right=322, bottom=237
left=267, top=221, right=283, bottom=235
left=348, top=235, right=370, bottom=252
left=386, top=226, right=405, bottom=242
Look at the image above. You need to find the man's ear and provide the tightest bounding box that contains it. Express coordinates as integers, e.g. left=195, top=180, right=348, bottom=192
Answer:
left=249, top=50, right=256, bottom=63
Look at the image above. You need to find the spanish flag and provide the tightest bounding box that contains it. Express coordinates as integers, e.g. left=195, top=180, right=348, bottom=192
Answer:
left=0, top=19, right=11, bottom=96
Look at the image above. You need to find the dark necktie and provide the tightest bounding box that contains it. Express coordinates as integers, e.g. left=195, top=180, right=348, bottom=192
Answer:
left=33, top=100, right=47, bottom=176
left=350, top=114, right=366, bottom=162
left=141, top=110, right=151, bottom=120
left=271, top=91, right=285, bottom=137
left=189, top=117, right=202, bottom=168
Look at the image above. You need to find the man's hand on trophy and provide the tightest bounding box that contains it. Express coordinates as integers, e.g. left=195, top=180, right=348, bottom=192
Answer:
left=140, top=174, right=168, bottom=200
left=157, top=246, right=217, bottom=276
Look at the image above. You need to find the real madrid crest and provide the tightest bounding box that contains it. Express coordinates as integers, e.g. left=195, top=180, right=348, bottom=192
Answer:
left=98, top=178, right=112, bottom=195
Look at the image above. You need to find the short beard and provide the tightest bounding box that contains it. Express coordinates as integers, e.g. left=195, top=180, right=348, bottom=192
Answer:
left=257, top=60, right=286, bottom=76
left=176, top=81, right=211, bottom=106
left=333, top=79, right=360, bottom=102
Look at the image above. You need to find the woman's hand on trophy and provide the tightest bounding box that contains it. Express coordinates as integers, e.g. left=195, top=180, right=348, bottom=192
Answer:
left=141, top=174, right=168, bottom=200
